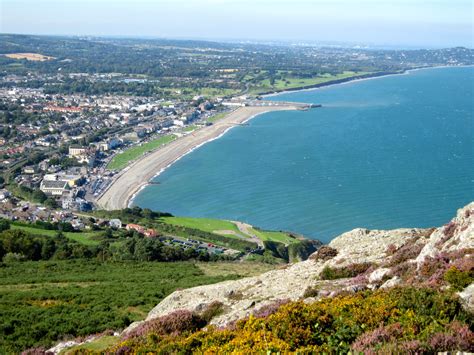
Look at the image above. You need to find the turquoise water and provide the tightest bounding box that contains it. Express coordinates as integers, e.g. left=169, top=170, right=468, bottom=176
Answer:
left=133, top=67, right=474, bottom=243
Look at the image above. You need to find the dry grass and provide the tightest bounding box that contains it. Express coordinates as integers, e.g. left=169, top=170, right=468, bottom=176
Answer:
left=5, top=53, right=55, bottom=61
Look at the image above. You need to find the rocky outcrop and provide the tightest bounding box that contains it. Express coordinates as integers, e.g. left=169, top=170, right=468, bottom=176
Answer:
left=416, top=202, right=474, bottom=264
left=126, top=203, right=473, bottom=333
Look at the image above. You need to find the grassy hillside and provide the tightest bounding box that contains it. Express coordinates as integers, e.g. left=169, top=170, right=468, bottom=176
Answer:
left=0, top=260, right=273, bottom=353
left=161, top=217, right=243, bottom=237
left=10, top=224, right=102, bottom=246
left=160, top=216, right=298, bottom=245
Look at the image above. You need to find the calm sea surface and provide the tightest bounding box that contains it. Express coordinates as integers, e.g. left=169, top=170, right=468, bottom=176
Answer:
left=133, top=67, right=474, bottom=243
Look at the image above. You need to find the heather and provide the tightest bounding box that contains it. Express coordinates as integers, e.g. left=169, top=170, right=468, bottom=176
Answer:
left=105, top=287, right=473, bottom=354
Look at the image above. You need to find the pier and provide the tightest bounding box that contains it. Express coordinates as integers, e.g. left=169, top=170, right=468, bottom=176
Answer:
left=244, top=100, right=321, bottom=110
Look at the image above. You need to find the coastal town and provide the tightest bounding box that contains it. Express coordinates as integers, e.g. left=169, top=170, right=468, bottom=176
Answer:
left=0, top=34, right=473, bottom=228
left=1, top=1, right=474, bottom=353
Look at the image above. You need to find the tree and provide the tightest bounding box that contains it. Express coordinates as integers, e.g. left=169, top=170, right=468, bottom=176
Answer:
left=44, top=197, right=58, bottom=209
left=32, top=189, right=47, bottom=203
left=0, top=219, right=10, bottom=232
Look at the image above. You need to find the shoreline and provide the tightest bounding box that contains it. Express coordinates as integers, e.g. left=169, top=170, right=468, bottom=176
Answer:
left=261, top=64, right=472, bottom=98
left=96, top=105, right=305, bottom=210
left=126, top=111, right=269, bottom=207
left=97, top=65, right=471, bottom=211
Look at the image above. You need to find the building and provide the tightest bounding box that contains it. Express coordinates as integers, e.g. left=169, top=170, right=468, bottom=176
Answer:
left=109, top=219, right=122, bottom=229
left=0, top=189, right=11, bottom=201
left=22, top=165, right=37, bottom=174
left=98, top=138, right=122, bottom=151
left=68, top=146, right=95, bottom=165
left=40, top=180, right=69, bottom=196
left=44, top=105, right=82, bottom=113
left=69, top=146, right=88, bottom=158
left=125, top=223, right=157, bottom=237
left=43, top=173, right=83, bottom=187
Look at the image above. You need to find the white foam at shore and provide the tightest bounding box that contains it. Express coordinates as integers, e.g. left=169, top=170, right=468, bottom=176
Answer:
left=127, top=111, right=274, bottom=207
left=128, top=65, right=473, bottom=207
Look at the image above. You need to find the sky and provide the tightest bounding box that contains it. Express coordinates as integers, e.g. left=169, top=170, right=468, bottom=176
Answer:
left=1, top=0, right=473, bottom=48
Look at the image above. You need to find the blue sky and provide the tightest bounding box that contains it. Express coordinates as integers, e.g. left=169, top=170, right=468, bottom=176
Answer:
left=1, top=0, right=472, bottom=48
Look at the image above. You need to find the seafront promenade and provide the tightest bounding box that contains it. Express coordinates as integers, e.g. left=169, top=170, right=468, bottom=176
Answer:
left=97, top=103, right=311, bottom=210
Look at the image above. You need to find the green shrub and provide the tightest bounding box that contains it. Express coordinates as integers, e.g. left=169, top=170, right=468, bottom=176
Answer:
left=320, top=262, right=372, bottom=280
left=444, top=266, right=473, bottom=291
left=200, top=301, right=224, bottom=323
left=302, top=286, right=320, bottom=298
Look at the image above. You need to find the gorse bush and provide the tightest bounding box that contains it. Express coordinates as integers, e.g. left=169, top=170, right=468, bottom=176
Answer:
left=444, top=266, right=473, bottom=291
left=107, top=287, right=472, bottom=354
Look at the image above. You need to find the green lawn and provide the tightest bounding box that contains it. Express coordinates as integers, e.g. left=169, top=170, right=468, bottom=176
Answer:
left=10, top=225, right=102, bottom=246
left=107, top=134, right=177, bottom=170
left=160, top=216, right=297, bottom=244
left=248, top=227, right=298, bottom=245
left=61, top=336, right=119, bottom=354
left=206, top=112, right=228, bottom=123
left=197, top=87, right=239, bottom=97
left=248, top=71, right=371, bottom=94
left=183, top=125, right=198, bottom=132
left=0, top=260, right=271, bottom=353
left=160, top=217, right=244, bottom=238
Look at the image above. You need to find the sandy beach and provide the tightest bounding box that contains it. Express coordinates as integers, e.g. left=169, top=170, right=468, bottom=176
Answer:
left=96, top=105, right=304, bottom=210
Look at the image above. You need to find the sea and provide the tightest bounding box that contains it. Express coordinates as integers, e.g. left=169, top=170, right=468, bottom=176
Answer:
left=133, top=66, right=474, bottom=243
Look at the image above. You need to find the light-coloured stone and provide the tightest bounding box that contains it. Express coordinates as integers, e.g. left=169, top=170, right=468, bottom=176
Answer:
left=123, top=202, right=473, bottom=334
left=458, top=283, right=474, bottom=312
left=416, top=202, right=474, bottom=265
left=380, top=276, right=401, bottom=289
left=368, top=268, right=391, bottom=283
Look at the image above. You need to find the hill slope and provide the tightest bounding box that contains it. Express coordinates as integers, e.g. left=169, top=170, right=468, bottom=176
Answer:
left=50, top=203, right=473, bottom=353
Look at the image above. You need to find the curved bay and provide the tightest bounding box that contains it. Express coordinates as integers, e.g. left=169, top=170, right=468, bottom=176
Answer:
left=134, top=67, right=474, bottom=243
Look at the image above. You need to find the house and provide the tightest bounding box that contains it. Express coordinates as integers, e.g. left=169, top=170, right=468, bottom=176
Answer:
left=125, top=223, right=157, bottom=237
left=126, top=223, right=145, bottom=233
left=0, top=189, right=11, bottom=201
left=109, top=219, right=122, bottom=229
left=68, top=146, right=88, bottom=158
left=144, top=229, right=158, bottom=238
left=44, top=105, right=82, bottom=113
left=22, top=165, right=37, bottom=174
left=98, top=138, right=122, bottom=151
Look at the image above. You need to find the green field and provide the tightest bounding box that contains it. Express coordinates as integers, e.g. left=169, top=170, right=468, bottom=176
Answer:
left=247, top=71, right=371, bottom=94
left=161, top=216, right=243, bottom=237
left=206, top=112, right=228, bottom=123
left=107, top=134, right=177, bottom=170
left=160, top=216, right=297, bottom=244
left=0, top=260, right=273, bottom=353
left=183, top=125, right=198, bottom=132
left=248, top=227, right=298, bottom=244
left=10, top=224, right=102, bottom=246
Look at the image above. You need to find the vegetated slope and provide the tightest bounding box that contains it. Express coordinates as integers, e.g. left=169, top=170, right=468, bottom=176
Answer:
left=0, top=261, right=273, bottom=354
left=81, top=202, right=473, bottom=354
